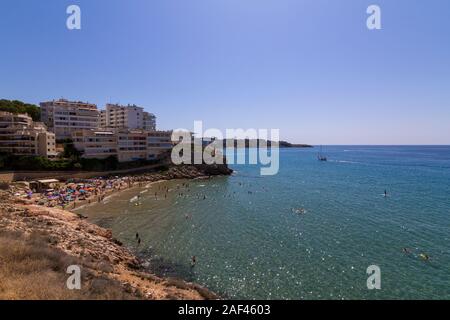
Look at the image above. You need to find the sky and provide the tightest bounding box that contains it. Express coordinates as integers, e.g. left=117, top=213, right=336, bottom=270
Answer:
left=0, top=0, right=449, bottom=144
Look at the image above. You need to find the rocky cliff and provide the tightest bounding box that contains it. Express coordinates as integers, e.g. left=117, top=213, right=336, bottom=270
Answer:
left=0, top=173, right=224, bottom=299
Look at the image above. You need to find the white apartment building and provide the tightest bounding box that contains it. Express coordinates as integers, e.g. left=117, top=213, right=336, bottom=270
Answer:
left=100, top=110, right=107, bottom=128
left=72, top=129, right=117, bottom=159
left=102, top=103, right=157, bottom=131
left=147, top=130, right=172, bottom=160
left=40, top=99, right=100, bottom=140
left=117, top=129, right=148, bottom=162
left=104, top=104, right=144, bottom=129
left=0, top=111, right=57, bottom=157
left=71, top=128, right=172, bottom=162
left=143, top=112, right=156, bottom=131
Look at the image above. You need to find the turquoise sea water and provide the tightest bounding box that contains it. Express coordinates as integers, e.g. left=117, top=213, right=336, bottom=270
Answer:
left=80, top=146, right=450, bottom=299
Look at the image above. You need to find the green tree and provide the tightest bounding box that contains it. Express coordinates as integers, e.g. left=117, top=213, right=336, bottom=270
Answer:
left=0, top=99, right=41, bottom=121
left=61, top=139, right=82, bottom=161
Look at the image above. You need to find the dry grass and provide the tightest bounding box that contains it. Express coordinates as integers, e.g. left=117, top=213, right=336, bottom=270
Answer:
left=0, top=183, right=9, bottom=190
left=0, top=230, right=135, bottom=300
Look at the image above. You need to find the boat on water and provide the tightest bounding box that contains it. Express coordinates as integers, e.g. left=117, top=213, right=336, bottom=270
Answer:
left=317, top=145, right=327, bottom=161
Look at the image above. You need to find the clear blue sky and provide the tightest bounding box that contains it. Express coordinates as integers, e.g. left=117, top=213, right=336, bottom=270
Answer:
left=1, top=0, right=449, bottom=144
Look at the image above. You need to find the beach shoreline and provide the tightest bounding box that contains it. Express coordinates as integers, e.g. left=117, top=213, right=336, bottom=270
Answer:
left=10, top=163, right=232, bottom=211
left=72, top=176, right=212, bottom=212
left=1, top=164, right=232, bottom=300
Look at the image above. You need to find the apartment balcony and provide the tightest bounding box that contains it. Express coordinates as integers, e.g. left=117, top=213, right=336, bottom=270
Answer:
left=0, top=147, right=36, bottom=154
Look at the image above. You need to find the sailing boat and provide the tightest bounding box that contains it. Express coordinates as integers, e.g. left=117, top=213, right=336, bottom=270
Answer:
left=317, top=145, right=327, bottom=161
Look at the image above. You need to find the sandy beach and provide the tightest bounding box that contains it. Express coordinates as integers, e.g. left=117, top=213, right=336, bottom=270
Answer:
left=1, top=164, right=232, bottom=299
left=10, top=163, right=233, bottom=212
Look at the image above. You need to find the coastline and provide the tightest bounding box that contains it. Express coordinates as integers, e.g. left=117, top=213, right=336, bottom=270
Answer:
left=72, top=174, right=221, bottom=213
left=1, top=164, right=232, bottom=300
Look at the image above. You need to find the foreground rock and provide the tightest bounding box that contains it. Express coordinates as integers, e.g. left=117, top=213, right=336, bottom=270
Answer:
left=0, top=189, right=219, bottom=300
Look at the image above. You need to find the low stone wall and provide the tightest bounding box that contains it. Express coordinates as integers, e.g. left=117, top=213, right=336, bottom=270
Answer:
left=0, top=172, right=15, bottom=183
left=0, top=163, right=166, bottom=182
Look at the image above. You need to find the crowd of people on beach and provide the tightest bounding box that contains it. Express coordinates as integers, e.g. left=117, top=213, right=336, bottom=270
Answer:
left=14, top=176, right=141, bottom=209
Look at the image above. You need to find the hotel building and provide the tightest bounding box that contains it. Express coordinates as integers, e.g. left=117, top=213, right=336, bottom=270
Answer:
left=101, top=103, right=157, bottom=131
left=100, top=110, right=107, bottom=128
left=117, top=129, right=147, bottom=162
left=72, top=128, right=172, bottom=162
left=71, top=129, right=117, bottom=160
left=0, top=111, right=57, bottom=157
left=104, top=103, right=144, bottom=129
left=143, top=112, right=156, bottom=131
left=146, top=130, right=172, bottom=159
left=40, top=99, right=100, bottom=140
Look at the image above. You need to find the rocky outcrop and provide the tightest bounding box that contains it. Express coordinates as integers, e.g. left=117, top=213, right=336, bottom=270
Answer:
left=122, top=163, right=233, bottom=182
left=0, top=190, right=218, bottom=300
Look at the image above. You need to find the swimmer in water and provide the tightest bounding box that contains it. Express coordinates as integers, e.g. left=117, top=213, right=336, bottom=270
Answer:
left=419, top=253, right=430, bottom=261
left=402, top=247, right=411, bottom=254
left=384, top=190, right=388, bottom=197
left=191, top=255, right=197, bottom=267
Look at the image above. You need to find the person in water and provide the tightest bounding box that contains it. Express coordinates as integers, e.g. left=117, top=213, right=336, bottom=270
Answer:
left=191, top=256, right=197, bottom=267
left=419, top=253, right=430, bottom=261
left=136, top=232, right=139, bottom=240
left=384, top=190, right=388, bottom=197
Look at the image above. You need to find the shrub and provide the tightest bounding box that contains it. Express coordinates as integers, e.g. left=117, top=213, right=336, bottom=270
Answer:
left=79, top=155, right=119, bottom=171
left=61, top=139, right=82, bottom=160
left=0, top=154, right=73, bottom=171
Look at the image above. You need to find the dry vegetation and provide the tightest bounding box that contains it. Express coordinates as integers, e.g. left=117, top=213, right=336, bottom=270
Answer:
left=0, top=190, right=217, bottom=300
left=0, top=230, right=135, bottom=300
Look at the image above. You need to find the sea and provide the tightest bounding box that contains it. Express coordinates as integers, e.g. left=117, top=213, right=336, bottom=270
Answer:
left=78, top=146, right=450, bottom=299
